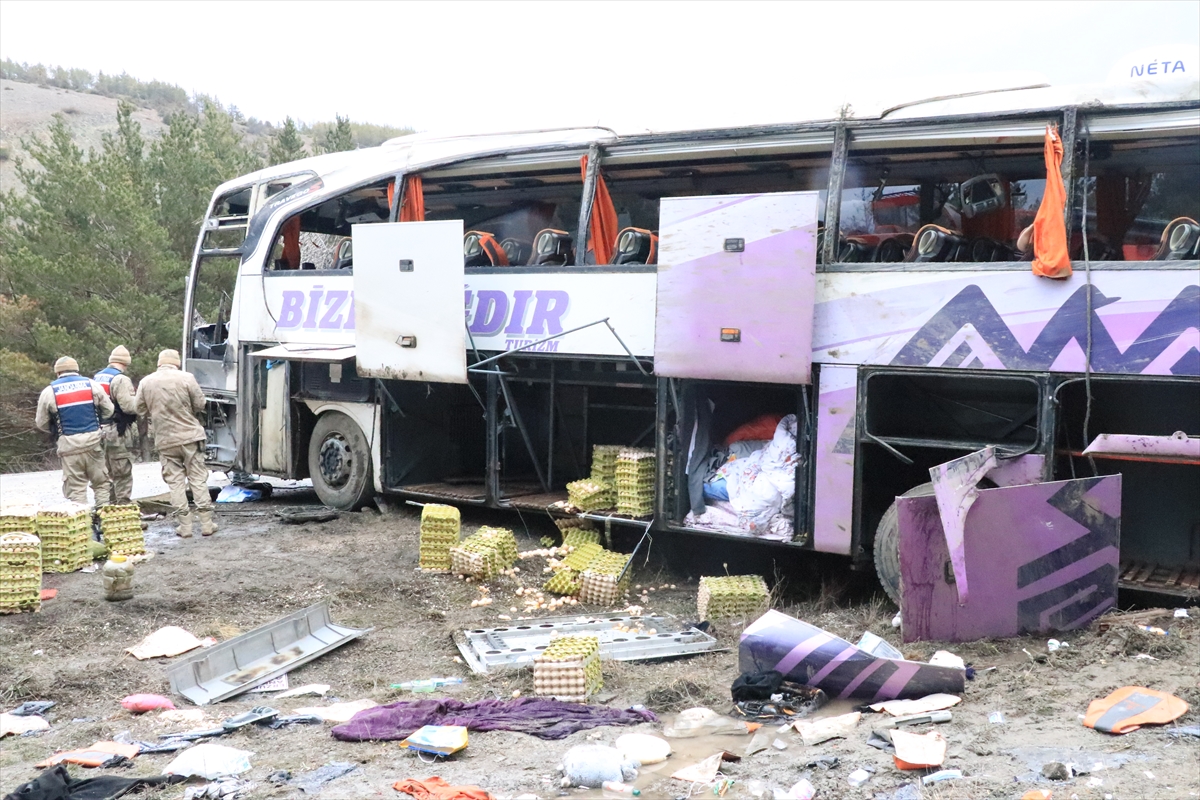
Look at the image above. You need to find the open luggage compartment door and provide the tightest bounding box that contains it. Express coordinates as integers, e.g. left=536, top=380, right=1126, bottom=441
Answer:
left=654, top=192, right=819, bottom=384
left=353, top=220, right=467, bottom=384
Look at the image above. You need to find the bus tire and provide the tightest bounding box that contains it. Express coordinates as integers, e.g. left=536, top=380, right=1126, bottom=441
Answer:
left=873, top=482, right=935, bottom=607
left=308, top=411, right=373, bottom=511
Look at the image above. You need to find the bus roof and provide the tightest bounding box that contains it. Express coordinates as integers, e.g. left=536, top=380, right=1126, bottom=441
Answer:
left=213, top=79, right=1199, bottom=203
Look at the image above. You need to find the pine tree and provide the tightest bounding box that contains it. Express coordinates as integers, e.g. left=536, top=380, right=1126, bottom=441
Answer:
left=268, top=116, right=307, bottom=165
left=320, top=114, right=354, bottom=153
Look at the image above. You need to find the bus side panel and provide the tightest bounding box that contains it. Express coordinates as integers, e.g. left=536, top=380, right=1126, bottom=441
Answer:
left=812, top=364, right=857, bottom=555
left=814, top=270, right=1199, bottom=376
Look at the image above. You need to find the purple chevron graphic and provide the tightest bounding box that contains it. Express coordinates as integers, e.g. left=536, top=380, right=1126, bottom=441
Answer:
left=897, top=475, right=1121, bottom=643
left=890, top=284, right=1199, bottom=375
left=739, top=610, right=965, bottom=701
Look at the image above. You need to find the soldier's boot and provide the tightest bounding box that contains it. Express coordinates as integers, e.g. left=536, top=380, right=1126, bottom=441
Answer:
left=198, top=509, right=218, bottom=537
left=175, top=511, right=194, bottom=539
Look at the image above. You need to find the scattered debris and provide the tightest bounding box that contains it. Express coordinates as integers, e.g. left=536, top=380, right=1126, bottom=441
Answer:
left=1083, top=686, right=1189, bottom=734
left=560, top=744, right=637, bottom=787
left=1096, top=608, right=1173, bottom=632
left=164, top=743, right=253, bottom=779
left=892, top=729, right=947, bottom=769
left=39, top=588, right=57, bottom=601
left=400, top=725, right=470, bottom=758
left=870, top=693, right=961, bottom=716
left=877, top=710, right=952, bottom=729
left=663, top=707, right=754, bottom=737
left=1163, top=725, right=1200, bottom=739
left=36, top=741, right=139, bottom=768
left=793, top=711, right=861, bottom=745
left=847, top=768, right=871, bottom=788
left=127, top=626, right=211, bottom=660
left=393, top=777, right=494, bottom=800
left=1047, top=639, right=1069, bottom=652
left=856, top=631, right=904, bottom=659
left=776, top=778, right=816, bottom=800
left=275, top=507, right=340, bottom=524
left=121, top=694, right=176, bottom=713
left=250, top=674, right=289, bottom=692
left=1042, top=761, right=1071, bottom=781
left=291, top=761, right=358, bottom=793
left=0, top=712, right=50, bottom=737
left=1174, top=608, right=1190, bottom=618
left=167, top=600, right=371, bottom=705
left=988, top=711, right=1006, bottom=725
left=5, top=766, right=184, bottom=799
left=8, top=700, right=55, bottom=717
left=670, top=751, right=724, bottom=783
left=928, top=650, right=966, bottom=670
left=184, top=778, right=255, bottom=800
left=392, top=677, right=465, bottom=693
left=922, top=769, right=964, bottom=784
left=294, top=699, right=378, bottom=723
left=615, top=733, right=671, bottom=764
left=276, top=683, right=331, bottom=699
left=216, top=486, right=261, bottom=503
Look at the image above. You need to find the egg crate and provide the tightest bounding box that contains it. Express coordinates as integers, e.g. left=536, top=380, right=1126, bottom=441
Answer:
left=615, top=449, right=656, bottom=517
left=453, top=613, right=720, bottom=674
left=561, top=542, right=604, bottom=571
left=0, top=533, right=42, bottom=614
left=561, top=528, right=601, bottom=549
left=579, top=569, right=631, bottom=606
left=533, top=635, right=602, bottom=702
left=566, top=479, right=611, bottom=513
left=589, top=445, right=622, bottom=505
left=554, top=517, right=596, bottom=534
left=543, top=568, right=583, bottom=596
left=99, top=504, right=145, bottom=557
left=697, top=575, right=770, bottom=621
left=419, top=504, right=462, bottom=571
left=449, top=527, right=517, bottom=579
left=0, top=511, right=38, bottom=535
left=37, top=509, right=91, bottom=573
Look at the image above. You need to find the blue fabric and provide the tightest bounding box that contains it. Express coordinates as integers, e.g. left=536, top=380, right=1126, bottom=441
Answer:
left=703, top=477, right=729, bottom=502
left=51, top=375, right=100, bottom=436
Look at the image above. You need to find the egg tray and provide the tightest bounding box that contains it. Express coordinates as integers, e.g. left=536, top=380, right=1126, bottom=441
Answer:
left=534, top=635, right=602, bottom=702
left=99, top=505, right=145, bottom=557
left=37, top=512, right=91, bottom=573
left=0, top=515, right=37, bottom=535
left=615, top=449, right=656, bottom=517
left=543, top=568, right=583, bottom=597
left=697, top=575, right=771, bottom=621
left=560, top=542, right=604, bottom=571
left=419, top=504, right=463, bottom=570
left=561, top=528, right=601, bottom=549
left=449, top=526, right=518, bottom=579
left=0, top=533, right=42, bottom=613
left=566, top=479, right=612, bottom=513
left=579, top=570, right=631, bottom=606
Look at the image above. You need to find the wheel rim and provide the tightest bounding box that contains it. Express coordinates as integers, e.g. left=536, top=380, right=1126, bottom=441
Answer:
left=317, top=433, right=353, bottom=489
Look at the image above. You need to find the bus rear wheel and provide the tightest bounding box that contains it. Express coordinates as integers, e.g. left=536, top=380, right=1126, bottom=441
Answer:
left=308, top=412, right=374, bottom=511
left=873, top=482, right=935, bottom=607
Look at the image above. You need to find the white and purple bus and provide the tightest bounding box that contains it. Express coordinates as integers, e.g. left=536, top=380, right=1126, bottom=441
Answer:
left=184, top=79, right=1199, bottom=600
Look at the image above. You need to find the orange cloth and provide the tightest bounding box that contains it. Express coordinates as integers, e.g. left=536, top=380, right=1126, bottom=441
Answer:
left=724, top=413, right=785, bottom=447
left=1031, top=125, right=1072, bottom=279
left=581, top=155, right=618, bottom=265
left=399, top=175, right=425, bottom=222
left=280, top=216, right=301, bottom=270
left=393, top=777, right=494, bottom=800
left=1083, top=686, right=1188, bottom=734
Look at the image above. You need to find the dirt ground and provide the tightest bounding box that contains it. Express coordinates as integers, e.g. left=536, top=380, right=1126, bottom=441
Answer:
left=1, top=489, right=1197, bottom=800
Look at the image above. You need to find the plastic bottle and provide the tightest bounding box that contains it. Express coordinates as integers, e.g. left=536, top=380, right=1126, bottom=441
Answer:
left=601, top=781, right=639, bottom=795
left=390, top=677, right=465, bottom=693
left=102, top=555, right=134, bottom=601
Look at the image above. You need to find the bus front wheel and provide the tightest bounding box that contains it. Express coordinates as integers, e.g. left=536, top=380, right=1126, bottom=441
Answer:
left=308, top=412, right=374, bottom=511
left=873, top=482, right=935, bottom=607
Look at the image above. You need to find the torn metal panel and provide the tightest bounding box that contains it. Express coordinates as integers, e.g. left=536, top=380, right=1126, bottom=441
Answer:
left=1083, top=431, right=1200, bottom=464
left=898, top=475, right=1121, bottom=643
left=167, top=600, right=371, bottom=705
left=928, top=447, right=998, bottom=603
left=738, top=610, right=964, bottom=701
left=454, top=614, right=719, bottom=674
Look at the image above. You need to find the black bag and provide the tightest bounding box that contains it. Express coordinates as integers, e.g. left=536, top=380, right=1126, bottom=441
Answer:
left=731, top=669, right=784, bottom=702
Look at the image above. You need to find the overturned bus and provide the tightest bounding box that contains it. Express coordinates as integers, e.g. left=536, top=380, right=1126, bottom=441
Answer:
left=184, top=79, right=1200, bottom=603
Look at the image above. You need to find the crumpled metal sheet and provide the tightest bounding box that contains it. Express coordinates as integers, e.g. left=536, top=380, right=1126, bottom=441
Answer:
left=167, top=600, right=371, bottom=705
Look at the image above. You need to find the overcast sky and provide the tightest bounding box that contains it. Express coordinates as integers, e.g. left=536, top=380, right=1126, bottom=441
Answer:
left=1, top=1, right=1197, bottom=134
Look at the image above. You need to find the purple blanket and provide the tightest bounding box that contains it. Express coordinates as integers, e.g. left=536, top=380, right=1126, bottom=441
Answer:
left=331, top=697, right=657, bottom=741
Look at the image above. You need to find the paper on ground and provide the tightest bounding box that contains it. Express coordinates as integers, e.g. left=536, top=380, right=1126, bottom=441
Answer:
left=164, top=743, right=253, bottom=779
left=276, top=683, right=330, bottom=699
left=0, top=713, right=50, bottom=737
left=294, top=698, right=377, bottom=723
left=927, top=651, right=966, bottom=670
left=792, top=711, right=861, bottom=745
left=870, top=693, right=961, bottom=716
left=159, top=709, right=210, bottom=725
left=892, top=729, right=947, bottom=769
left=127, top=626, right=207, bottom=660
left=250, top=674, right=289, bottom=692
left=670, top=752, right=723, bottom=783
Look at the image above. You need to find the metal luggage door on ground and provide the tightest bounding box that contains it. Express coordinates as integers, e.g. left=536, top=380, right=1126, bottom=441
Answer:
left=654, top=192, right=819, bottom=384
left=352, top=220, right=468, bottom=384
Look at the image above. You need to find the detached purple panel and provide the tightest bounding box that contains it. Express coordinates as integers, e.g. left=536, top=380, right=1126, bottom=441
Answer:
left=655, top=192, right=818, bottom=385
left=812, top=365, right=857, bottom=554
left=898, top=475, right=1121, bottom=643
left=739, top=610, right=964, bottom=701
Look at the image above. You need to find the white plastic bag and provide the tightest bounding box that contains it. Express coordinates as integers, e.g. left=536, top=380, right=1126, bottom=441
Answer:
left=164, top=743, right=253, bottom=779
left=559, top=745, right=638, bottom=788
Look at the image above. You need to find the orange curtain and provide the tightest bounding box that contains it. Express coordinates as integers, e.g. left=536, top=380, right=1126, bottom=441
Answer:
left=281, top=216, right=301, bottom=270
left=399, top=175, right=425, bottom=222
left=581, top=155, right=618, bottom=265
left=1031, top=125, right=1072, bottom=279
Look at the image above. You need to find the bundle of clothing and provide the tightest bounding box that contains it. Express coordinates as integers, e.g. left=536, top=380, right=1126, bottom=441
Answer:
left=686, top=413, right=800, bottom=541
